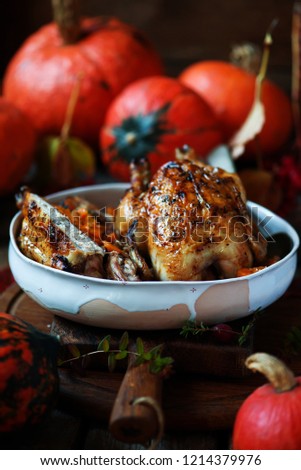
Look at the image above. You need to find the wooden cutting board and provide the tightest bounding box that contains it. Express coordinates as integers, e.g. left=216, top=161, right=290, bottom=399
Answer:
left=51, top=311, right=254, bottom=443
left=1, top=280, right=301, bottom=436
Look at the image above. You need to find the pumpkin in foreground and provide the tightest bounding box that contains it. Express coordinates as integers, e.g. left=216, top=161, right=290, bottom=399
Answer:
left=100, top=76, right=223, bottom=181
left=232, top=353, right=301, bottom=450
left=0, top=312, right=60, bottom=433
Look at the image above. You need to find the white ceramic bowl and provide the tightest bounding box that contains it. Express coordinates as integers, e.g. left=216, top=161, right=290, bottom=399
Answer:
left=9, top=184, right=300, bottom=329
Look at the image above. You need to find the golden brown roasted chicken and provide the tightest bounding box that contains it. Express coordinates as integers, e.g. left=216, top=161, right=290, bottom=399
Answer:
left=17, top=188, right=153, bottom=281
left=18, top=147, right=268, bottom=282
left=116, top=147, right=267, bottom=281
left=17, top=189, right=106, bottom=277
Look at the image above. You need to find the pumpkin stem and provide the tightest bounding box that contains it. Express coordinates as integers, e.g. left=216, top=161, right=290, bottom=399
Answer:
left=245, top=353, right=297, bottom=393
left=125, top=132, right=138, bottom=146
left=52, top=0, right=81, bottom=45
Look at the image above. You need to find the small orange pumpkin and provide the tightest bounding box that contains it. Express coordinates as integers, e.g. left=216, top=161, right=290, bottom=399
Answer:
left=179, top=60, right=293, bottom=157
left=233, top=353, right=301, bottom=450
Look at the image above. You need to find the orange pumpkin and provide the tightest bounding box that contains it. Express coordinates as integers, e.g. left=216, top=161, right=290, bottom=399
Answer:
left=233, top=353, right=301, bottom=450
left=0, top=97, right=36, bottom=195
left=100, top=76, right=223, bottom=181
left=3, top=15, right=163, bottom=147
left=179, top=61, right=293, bottom=157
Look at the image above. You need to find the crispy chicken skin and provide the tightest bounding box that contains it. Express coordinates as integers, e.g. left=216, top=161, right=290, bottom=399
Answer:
left=116, top=147, right=267, bottom=281
left=17, top=188, right=153, bottom=282
left=17, top=188, right=105, bottom=277
left=17, top=147, right=267, bottom=282
left=115, top=157, right=150, bottom=256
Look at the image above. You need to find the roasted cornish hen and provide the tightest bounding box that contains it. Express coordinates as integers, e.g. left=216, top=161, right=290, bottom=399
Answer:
left=18, top=147, right=267, bottom=281
left=17, top=188, right=153, bottom=281
left=116, top=147, right=267, bottom=281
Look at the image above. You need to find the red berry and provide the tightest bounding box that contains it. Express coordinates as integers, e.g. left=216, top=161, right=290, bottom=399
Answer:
left=212, top=323, right=235, bottom=343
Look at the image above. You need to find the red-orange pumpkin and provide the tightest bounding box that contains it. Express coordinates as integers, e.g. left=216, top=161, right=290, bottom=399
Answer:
left=0, top=97, right=36, bottom=195
left=100, top=76, right=223, bottom=181
left=3, top=17, right=163, bottom=146
left=233, top=353, right=301, bottom=450
left=0, top=312, right=59, bottom=433
left=179, top=61, right=293, bottom=157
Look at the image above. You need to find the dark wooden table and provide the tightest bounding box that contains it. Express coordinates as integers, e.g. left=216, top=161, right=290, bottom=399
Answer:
left=0, top=182, right=300, bottom=451
left=0, top=193, right=300, bottom=450
left=1, top=271, right=301, bottom=450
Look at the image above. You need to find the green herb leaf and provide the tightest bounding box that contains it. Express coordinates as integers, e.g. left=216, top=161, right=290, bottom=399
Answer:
left=149, top=356, right=174, bottom=374
left=180, top=320, right=210, bottom=338
left=97, top=335, right=111, bottom=352
left=180, top=309, right=263, bottom=346
left=115, top=350, right=128, bottom=360
left=68, top=344, right=81, bottom=358
left=148, top=344, right=163, bottom=356
left=59, top=333, right=173, bottom=376
left=108, top=352, right=117, bottom=372
left=238, top=308, right=263, bottom=345
left=136, top=337, right=144, bottom=355
left=142, top=352, right=152, bottom=361
left=119, top=331, right=129, bottom=351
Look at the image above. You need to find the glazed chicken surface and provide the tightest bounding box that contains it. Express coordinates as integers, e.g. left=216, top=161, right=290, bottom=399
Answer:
left=17, top=147, right=268, bottom=282
left=116, top=147, right=267, bottom=281
left=17, top=188, right=153, bottom=281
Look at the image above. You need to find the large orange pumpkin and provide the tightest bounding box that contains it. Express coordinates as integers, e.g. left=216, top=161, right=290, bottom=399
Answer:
left=3, top=15, right=163, bottom=147
left=100, top=76, right=223, bottom=181
left=179, top=61, right=293, bottom=157
left=0, top=97, right=36, bottom=195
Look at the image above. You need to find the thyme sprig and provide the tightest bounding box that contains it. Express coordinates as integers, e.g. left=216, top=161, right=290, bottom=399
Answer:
left=180, top=321, right=210, bottom=339
left=238, top=312, right=260, bottom=346
left=180, top=308, right=263, bottom=346
left=58, top=331, right=174, bottom=375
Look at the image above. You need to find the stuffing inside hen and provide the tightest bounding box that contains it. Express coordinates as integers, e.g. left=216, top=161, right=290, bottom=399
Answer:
left=17, top=188, right=154, bottom=282
left=116, top=146, right=267, bottom=281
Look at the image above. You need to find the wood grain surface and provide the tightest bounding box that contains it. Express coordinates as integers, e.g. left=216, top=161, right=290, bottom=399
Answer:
left=1, top=277, right=301, bottom=449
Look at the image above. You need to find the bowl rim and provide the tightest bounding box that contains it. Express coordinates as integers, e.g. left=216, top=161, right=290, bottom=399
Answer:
left=9, top=183, right=300, bottom=287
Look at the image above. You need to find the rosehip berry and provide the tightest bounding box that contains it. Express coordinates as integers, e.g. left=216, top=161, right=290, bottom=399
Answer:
left=212, top=323, right=235, bottom=343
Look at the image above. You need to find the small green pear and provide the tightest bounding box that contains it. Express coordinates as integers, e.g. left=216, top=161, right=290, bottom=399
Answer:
left=36, top=135, right=96, bottom=190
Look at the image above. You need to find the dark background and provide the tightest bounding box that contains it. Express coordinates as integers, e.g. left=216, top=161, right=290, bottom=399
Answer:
left=0, top=0, right=294, bottom=92
left=0, top=0, right=296, bottom=244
